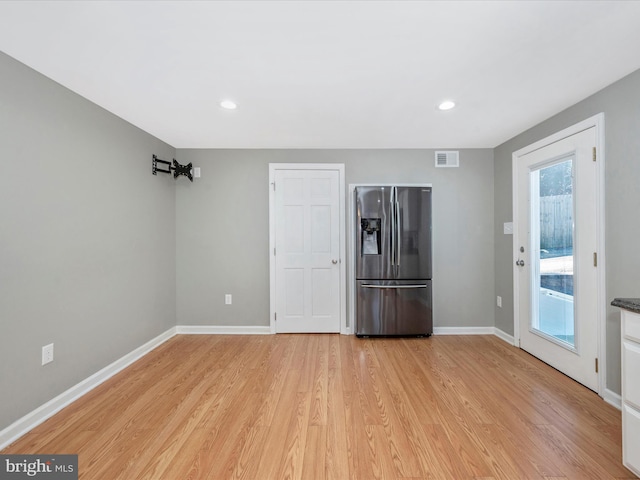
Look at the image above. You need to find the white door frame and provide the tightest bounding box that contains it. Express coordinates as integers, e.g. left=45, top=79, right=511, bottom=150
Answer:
left=512, top=112, right=606, bottom=395
left=269, top=163, right=347, bottom=334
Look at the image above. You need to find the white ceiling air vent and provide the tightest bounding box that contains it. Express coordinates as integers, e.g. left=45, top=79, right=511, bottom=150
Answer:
left=435, top=150, right=459, bottom=168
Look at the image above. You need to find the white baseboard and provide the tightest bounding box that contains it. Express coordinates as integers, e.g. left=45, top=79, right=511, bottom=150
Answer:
left=433, top=326, right=495, bottom=335
left=493, top=327, right=516, bottom=345
left=176, top=325, right=272, bottom=335
left=603, top=388, right=622, bottom=410
left=0, top=327, right=177, bottom=451
left=432, top=326, right=515, bottom=346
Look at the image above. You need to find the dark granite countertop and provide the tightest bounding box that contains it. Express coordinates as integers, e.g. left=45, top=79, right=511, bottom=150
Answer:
left=611, top=298, right=640, bottom=314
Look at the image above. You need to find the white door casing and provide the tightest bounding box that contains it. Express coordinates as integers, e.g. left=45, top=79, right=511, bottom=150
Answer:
left=269, top=164, right=345, bottom=333
left=512, top=114, right=605, bottom=394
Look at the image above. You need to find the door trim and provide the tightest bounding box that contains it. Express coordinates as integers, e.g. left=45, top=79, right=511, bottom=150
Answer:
left=512, top=113, right=606, bottom=395
left=269, top=163, right=346, bottom=334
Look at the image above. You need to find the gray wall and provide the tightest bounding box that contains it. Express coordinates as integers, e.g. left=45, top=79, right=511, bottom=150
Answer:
left=493, top=68, right=640, bottom=394
left=175, top=149, right=495, bottom=330
left=0, top=52, right=176, bottom=430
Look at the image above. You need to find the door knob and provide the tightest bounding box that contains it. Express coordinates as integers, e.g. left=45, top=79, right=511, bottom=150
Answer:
left=332, top=259, right=338, bottom=264
left=516, top=259, right=525, bottom=266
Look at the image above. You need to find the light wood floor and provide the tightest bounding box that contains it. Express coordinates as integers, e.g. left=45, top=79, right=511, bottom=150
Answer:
left=2, top=334, right=636, bottom=479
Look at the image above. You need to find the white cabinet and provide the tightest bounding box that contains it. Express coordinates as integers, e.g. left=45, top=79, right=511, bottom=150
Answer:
left=621, top=308, right=640, bottom=476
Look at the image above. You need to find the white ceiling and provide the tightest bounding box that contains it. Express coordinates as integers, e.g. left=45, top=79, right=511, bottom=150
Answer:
left=1, top=1, right=640, bottom=149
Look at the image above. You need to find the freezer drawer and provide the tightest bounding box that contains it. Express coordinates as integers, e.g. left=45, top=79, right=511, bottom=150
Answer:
left=356, top=280, right=432, bottom=336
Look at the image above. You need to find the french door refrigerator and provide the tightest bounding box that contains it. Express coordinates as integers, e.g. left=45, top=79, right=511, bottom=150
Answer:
left=355, top=186, right=432, bottom=336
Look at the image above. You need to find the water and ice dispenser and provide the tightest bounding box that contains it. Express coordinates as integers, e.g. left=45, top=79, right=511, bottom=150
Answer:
left=361, top=218, right=381, bottom=255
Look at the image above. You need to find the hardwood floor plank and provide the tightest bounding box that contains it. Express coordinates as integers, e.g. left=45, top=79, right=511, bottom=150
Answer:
left=351, top=338, right=398, bottom=428
left=474, top=423, right=541, bottom=479
left=252, top=336, right=294, bottom=427
left=194, top=392, right=265, bottom=480
left=386, top=339, right=442, bottom=424
left=301, top=425, right=327, bottom=480
left=229, top=426, right=269, bottom=480
left=343, top=388, right=376, bottom=479
left=309, top=334, right=329, bottom=426
left=274, top=391, right=312, bottom=480
left=75, top=339, right=222, bottom=478
left=369, top=342, right=437, bottom=477
left=297, top=334, right=319, bottom=393
left=253, top=368, right=304, bottom=479
left=162, top=361, right=265, bottom=478
left=434, top=404, right=501, bottom=478
left=534, top=423, right=620, bottom=480
left=2, top=334, right=635, bottom=480
left=369, top=424, right=401, bottom=479
left=85, top=340, right=236, bottom=479
left=420, top=423, right=476, bottom=479
left=324, top=341, right=350, bottom=480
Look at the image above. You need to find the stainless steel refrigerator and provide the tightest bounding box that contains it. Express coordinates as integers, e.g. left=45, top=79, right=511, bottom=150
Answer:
left=355, top=186, right=432, bottom=336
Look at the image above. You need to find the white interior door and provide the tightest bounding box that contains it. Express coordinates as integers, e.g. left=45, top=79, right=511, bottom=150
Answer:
left=272, top=167, right=342, bottom=333
left=514, top=126, right=599, bottom=391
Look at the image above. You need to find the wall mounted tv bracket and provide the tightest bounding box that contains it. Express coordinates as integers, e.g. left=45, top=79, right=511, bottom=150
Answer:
left=152, top=155, right=193, bottom=182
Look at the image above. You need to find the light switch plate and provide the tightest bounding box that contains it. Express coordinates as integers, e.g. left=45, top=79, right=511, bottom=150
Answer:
left=503, top=222, right=513, bottom=235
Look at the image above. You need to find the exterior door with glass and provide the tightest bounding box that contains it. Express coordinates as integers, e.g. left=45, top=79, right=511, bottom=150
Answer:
left=514, top=126, right=599, bottom=391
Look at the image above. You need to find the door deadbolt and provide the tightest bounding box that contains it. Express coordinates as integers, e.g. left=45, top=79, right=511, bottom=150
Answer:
left=516, top=259, right=525, bottom=266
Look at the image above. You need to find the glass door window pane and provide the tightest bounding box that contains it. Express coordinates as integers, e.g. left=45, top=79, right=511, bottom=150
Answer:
left=530, top=158, right=575, bottom=348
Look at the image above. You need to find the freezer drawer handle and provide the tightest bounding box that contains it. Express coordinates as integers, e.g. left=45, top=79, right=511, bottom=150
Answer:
left=361, top=284, right=428, bottom=289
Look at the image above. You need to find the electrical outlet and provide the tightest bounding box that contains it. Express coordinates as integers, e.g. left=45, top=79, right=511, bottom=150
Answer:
left=497, top=296, right=502, bottom=308
left=42, top=343, right=54, bottom=365
left=225, top=294, right=232, bottom=305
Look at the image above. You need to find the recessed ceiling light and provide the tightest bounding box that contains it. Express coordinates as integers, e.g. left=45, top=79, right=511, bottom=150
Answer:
left=438, top=100, right=456, bottom=111
left=220, top=100, right=237, bottom=110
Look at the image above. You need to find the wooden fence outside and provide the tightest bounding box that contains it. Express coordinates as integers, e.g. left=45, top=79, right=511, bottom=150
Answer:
left=540, top=194, right=573, bottom=250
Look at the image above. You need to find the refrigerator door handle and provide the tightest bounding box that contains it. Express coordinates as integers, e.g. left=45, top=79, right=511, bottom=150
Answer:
left=389, top=187, right=395, bottom=266
left=396, top=194, right=401, bottom=267
left=361, top=284, right=428, bottom=289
